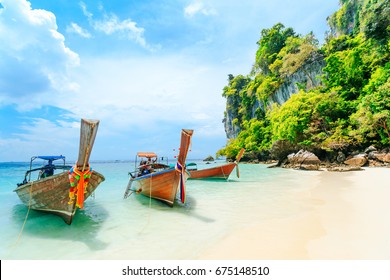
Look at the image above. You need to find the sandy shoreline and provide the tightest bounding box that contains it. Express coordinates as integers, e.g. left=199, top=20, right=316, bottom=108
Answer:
left=200, top=167, right=390, bottom=260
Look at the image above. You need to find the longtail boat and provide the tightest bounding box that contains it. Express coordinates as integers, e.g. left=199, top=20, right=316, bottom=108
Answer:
left=124, top=129, right=194, bottom=206
left=188, top=148, right=245, bottom=180
left=14, top=119, right=105, bottom=225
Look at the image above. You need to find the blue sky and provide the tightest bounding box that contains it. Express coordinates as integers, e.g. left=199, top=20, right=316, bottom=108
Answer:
left=0, top=0, right=339, bottom=162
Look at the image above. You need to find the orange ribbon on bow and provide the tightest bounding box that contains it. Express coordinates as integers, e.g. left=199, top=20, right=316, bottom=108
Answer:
left=68, top=165, right=92, bottom=209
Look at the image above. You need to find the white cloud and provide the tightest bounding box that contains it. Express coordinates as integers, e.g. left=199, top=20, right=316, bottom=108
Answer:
left=95, top=15, right=147, bottom=46
left=79, top=2, right=155, bottom=51
left=49, top=54, right=228, bottom=160
left=79, top=1, right=93, bottom=20
left=66, top=22, right=92, bottom=38
left=184, top=0, right=217, bottom=18
left=0, top=118, right=80, bottom=160
left=54, top=55, right=227, bottom=139
left=0, top=0, right=80, bottom=108
left=16, top=118, right=78, bottom=144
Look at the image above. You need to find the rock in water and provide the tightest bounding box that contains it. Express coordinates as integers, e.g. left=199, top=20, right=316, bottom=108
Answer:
left=203, top=155, right=214, bottom=162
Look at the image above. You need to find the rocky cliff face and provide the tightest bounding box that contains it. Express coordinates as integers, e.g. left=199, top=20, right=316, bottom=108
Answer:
left=327, top=0, right=361, bottom=37
left=223, top=97, right=241, bottom=139
left=223, top=54, right=325, bottom=139
left=270, top=55, right=325, bottom=105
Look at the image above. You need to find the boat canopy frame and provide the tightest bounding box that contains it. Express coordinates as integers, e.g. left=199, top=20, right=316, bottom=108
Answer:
left=186, top=162, right=198, bottom=171
left=18, top=155, right=72, bottom=186
left=129, top=152, right=171, bottom=179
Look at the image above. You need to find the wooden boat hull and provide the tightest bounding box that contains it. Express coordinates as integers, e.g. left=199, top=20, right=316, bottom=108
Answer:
left=125, top=129, right=193, bottom=206
left=189, top=148, right=245, bottom=180
left=14, top=170, right=105, bottom=224
left=14, top=118, right=103, bottom=224
left=189, top=163, right=237, bottom=180
left=130, top=168, right=188, bottom=206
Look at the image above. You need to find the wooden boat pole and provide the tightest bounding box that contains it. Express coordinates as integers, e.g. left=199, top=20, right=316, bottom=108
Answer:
left=177, top=129, right=194, bottom=165
left=77, top=119, right=100, bottom=171
left=175, top=129, right=193, bottom=204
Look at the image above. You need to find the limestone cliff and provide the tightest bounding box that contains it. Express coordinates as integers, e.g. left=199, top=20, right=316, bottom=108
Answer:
left=223, top=52, right=325, bottom=140
left=327, top=0, right=362, bottom=37
left=268, top=53, right=325, bottom=106
left=223, top=96, right=241, bottom=139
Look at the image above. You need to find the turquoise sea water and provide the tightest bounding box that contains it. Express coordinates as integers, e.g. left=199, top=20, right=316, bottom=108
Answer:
left=0, top=160, right=317, bottom=260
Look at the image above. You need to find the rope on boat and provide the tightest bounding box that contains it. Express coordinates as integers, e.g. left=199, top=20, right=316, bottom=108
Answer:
left=149, top=174, right=152, bottom=208
left=8, top=181, right=34, bottom=257
left=138, top=174, right=153, bottom=234
left=17, top=181, right=34, bottom=242
left=221, top=166, right=227, bottom=180
left=123, top=170, right=153, bottom=233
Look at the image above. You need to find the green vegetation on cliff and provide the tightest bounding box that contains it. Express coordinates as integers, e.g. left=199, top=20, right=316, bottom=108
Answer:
left=219, top=0, right=390, bottom=160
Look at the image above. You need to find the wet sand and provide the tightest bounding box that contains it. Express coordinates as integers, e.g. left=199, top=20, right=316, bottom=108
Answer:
left=201, top=167, right=390, bottom=259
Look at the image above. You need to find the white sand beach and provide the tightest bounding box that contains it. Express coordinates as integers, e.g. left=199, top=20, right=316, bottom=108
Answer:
left=201, top=167, right=390, bottom=259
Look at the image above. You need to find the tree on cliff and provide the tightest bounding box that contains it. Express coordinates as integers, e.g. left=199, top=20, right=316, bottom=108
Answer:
left=252, top=23, right=296, bottom=75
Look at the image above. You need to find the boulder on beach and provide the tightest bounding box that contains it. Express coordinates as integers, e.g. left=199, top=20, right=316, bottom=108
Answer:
left=336, top=151, right=346, bottom=163
left=373, top=153, right=390, bottom=163
left=344, top=153, right=368, bottom=166
left=285, top=150, right=321, bottom=170
left=364, top=145, right=377, bottom=153
left=327, top=166, right=363, bottom=172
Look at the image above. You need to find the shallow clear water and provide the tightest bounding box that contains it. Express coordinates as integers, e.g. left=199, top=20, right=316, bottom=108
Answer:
left=0, top=161, right=318, bottom=260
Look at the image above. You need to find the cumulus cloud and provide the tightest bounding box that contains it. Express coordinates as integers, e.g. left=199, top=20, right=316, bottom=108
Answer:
left=0, top=0, right=79, bottom=108
left=66, top=22, right=92, bottom=38
left=79, top=1, right=154, bottom=51
left=184, top=0, right=217, bottom=18
left=57, top=55, right=227, bottom=139
left=0, top=117, right=80, bottom=160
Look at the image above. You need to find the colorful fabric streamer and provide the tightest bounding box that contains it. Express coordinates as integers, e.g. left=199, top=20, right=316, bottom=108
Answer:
left=68, top=165, right=92, bottom=209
